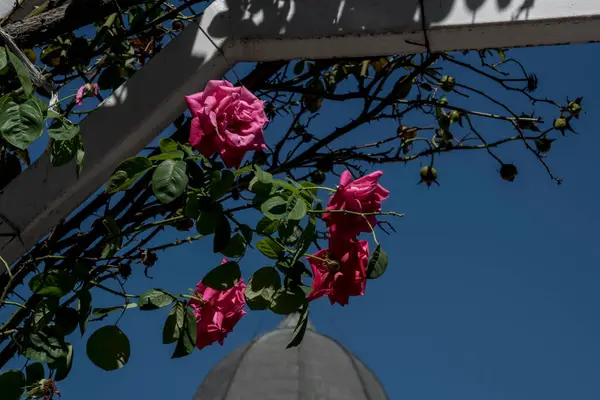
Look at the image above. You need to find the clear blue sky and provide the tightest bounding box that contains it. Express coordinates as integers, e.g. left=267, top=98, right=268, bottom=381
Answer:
left=4, top=42, right=600, bottom=398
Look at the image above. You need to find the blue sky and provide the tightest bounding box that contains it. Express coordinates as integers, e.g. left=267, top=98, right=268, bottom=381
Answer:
left=3, top=41, right=600, bottom=399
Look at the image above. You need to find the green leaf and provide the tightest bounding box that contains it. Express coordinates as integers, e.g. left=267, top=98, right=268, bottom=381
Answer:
left=286, top=195, right=307, bottom=221
left=8, top=50, right=33, bottom=96
left=29, top=270, right=75, bottom=297
left=210, top=169, right=235, bottom=201
left=0, top=46, right=7, bottom=71
left=275, top=259, right=291, bottom=274
left=25, top=363, right=44, bottom=386
left=40, top=43, right=63, bottom=67
left=366, top=244, right=389, bottom=279
left=171, top=307, right=197, bottom=359
left=239, top=224, right=253, bottom=244
left=287, top=307, right=309, bottom=349
left=105, top=156, right=152, bottom=194
left=251, top=182, right=275, bottom=207
left=138, top=289, right=175, bottom=311
left=299, top=284, right=313, bottom=296
left=152, top=159, right=188, bottom=204
left=92, top=303, right=137, bottom=317
left=104, top=215, right=119, bottom=236
left=49, top=134, right=80, bottom=167
left=213, top=213, right=231, bottom=253
left=48, top=118, right=79, bottom=140
left=0, top=98, right=44, bottom=150
left=253, top=166, right=273, bottom=184
left=202, top=261, right=241, bottom=290
left=244, top=267, right=281, bottom=310
left=32, top=298, right=58, bottom=332
left=101, top=215, right=122, bottom=258
left=260, top=196, right=287, bottom=219
left=159, top=137, right=179, bottom=153
left=0, top=370, right=25, bottom=400
left=77, top=289, right=92, bottom=335
left=274, top=179, right=299, bottom=194
left=196, top=210, right=218, bottom=235
left=269, top=286, right=307, bottom=315
left=163, top=302, right=185, bottom=344
left=299, top=181, right=318, bottom=202
left=104, top=12, right=118, bottom=28
left=181, top=144, right=196, bottom=159
left=497, top=48, right=506, bottom=61
left=86, top=325, right=130, bottom=371
left=30, top=96, right=48, bottom=118
left=49, top=343, right=73, bottom=381
left=298, top=217, right=316, bottom=256
left=22, top=331, right=69, bottom=363
left=148, top=151, right=184, bottom=161
left=184, top=193, right=202, bottom=219
left=55, top=307, right=79, bottom=336
left=220, top=234, right=247, bottom=258
left=76, top=145, right=85, bottom=178
left=234, top=164, right=253, bottom=177
left=256, top=238, right=285, bottom=259
left=256, top=216, right=279, bottom=236
left=278, top=220, right=300, bottom=244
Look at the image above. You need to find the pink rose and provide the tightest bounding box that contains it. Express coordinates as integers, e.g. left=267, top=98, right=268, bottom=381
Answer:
left=322, top=170, right=390, bottom=239
left=307, top=238, right=369, bottom=306
left=75, top=83, right=99, bottom=105
left=185, top=80, right=268, bottom=168
left=189, top=272, right=246, bottom=350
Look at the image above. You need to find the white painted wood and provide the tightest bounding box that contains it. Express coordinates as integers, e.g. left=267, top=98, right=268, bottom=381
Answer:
left=1, top=0, right=600, bottom=269
left=0, top=0, right=47, bottom=22
left=0, top=0, right=13, bottom=19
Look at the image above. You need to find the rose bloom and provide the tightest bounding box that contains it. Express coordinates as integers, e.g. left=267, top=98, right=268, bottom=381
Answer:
left=189, top=261, right=246, bottom=350
left=185, top=80, right=268, bottom=168
left=75, top=83, right=99, bottom=105
left=322, top=170, right=390, bottom=239
left=307, top=238, right=369, bottom=306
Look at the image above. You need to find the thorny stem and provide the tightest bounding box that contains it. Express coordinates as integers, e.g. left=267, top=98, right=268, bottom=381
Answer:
left=181, top=294, right=204, bottom=303
left=1, top=301, right=27, bottom=310
left=146, top=234, right=204, bottom=253
left=0, top=256, right=11, bottom=279
left=90, top=281, right=138, bottom=299
left=299, top=186, right=335, bottom=192
left=308, top=209, right=405, bottom=218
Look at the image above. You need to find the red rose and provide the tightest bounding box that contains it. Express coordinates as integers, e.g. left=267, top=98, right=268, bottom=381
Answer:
left=185, top=80, right=268, bottom=168
left=322, top=170, right=389, bottom=239
left=307, top=238, right=369, bottom=306
left=189, top=261, right=246, bottom=350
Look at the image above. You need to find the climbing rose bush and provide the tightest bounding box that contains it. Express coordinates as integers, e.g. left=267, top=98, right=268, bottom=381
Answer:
left=323, top=170, right=390, bottom=239
left=185, top=80, right=268, bottom=168
left=190, top=263, right=247, bottom=350
left=307, top=238, right=370, bottom=306
left=2, top=79, right=398, bottom=395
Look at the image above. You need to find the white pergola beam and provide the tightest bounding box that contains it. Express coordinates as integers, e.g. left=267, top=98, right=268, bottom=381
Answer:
left=1, top=0, right=599, bottom=269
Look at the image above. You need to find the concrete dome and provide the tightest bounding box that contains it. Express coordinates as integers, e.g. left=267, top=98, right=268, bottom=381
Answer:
left=193, top=314, right=388, bottom=400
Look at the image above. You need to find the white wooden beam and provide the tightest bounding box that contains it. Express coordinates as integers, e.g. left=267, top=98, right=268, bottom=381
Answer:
left=1, top=0, right=599, bottom=269
left=0, top=0, right=47, bottom=23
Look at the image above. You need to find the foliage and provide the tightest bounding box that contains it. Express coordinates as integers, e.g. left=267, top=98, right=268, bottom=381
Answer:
left=0, top=0, right=585, bottom=397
